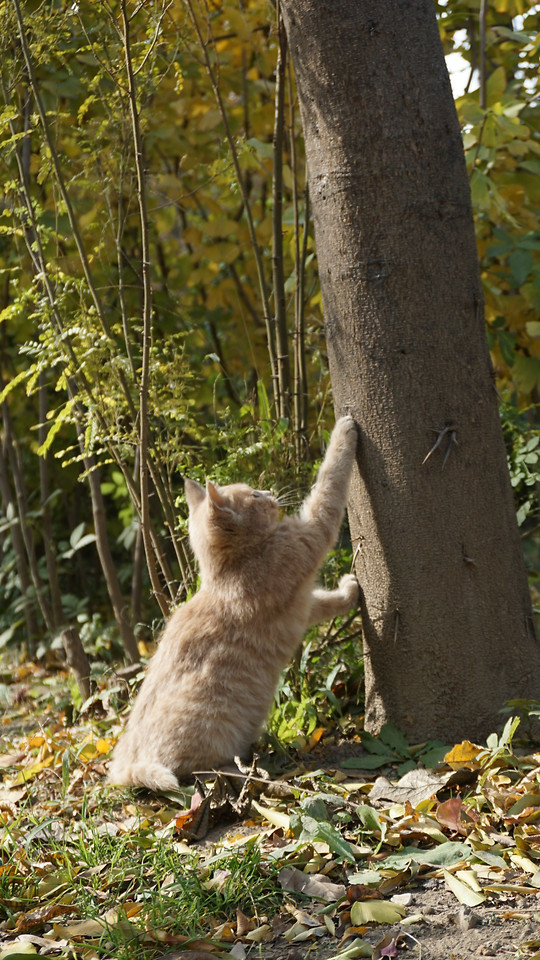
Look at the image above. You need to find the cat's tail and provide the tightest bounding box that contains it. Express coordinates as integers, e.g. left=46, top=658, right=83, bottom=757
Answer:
left=107, top=758, right=180, bottom=793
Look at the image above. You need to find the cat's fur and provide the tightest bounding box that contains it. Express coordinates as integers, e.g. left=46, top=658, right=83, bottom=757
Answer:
left=107, top=416, right=359, bottom=792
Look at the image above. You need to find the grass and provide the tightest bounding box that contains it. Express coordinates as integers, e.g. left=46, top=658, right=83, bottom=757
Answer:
left=2, top=630, right=540, bottom=960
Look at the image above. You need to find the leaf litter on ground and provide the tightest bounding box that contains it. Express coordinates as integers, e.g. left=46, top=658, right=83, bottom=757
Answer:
left=1, top=659, right=540, bottom=959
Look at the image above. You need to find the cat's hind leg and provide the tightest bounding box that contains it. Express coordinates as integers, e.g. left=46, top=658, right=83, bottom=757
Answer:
left=107, top=757, right=180, bottom=792
left=307, top=573, right=360, bottom=626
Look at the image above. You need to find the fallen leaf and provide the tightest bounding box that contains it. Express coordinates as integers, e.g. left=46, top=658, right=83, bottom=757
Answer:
left=251, top=799, right=290, bottom=831
left=435, top=797, right=469, bottom=835
left=350, top=900, right=406, bottom=925
left=444, top=741, right=482, bottom=770
left=279, top=866, right=346, bottom=902
left=370, top=769, right=448, bottom=806
left=0, top=752, right=25, bottom=768
left=506, top=792, right=540, bottom=819
left=381, top=840, right=471, bottom=870
left=373, top=934, right=400, bottom=959
left=244, top=923, right=271, bottom=942
left=347, top=884, right=383, bottom=903
left=327, top=938, right=373, bottom=959
left=13, top=903, right=79, bottom=933
left=443, top=869, right=485, bottom=906
left=235, top=907, right=253, bottom=936
left=0, top=945, right=38, bottom=960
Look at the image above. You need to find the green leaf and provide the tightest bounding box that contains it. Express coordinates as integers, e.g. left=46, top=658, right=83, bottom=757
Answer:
left=325, top=940, right=373, bottom=959
left=470, top=170, right=490, bottom=209
left=300, top=796, right=329, bottom=821
left=36, top=398, right=76, bottom=456
left=486, top=66, right=506, bottom=106
left=471, top=850, right=507, bottom=869
left=257, top=379, right=271, bottom=428
left=513, top=356, right=540, bottom=394
left=296, top=815, right=356, bottom=863
left=378, top=722, right=410, bottom=756
left=506, top=793, right=540, bottom=817
left=246, top=137, right=274, bottom=159
left=381, top=841, right=471, bottom=870
left=0, top=367, right=32, bottom=405
left=356, top=804, right=386, bottom=838
left=62, top=748, right=70, bottom=793
left=508, top=249, right=533, bottom=287
left=341, top=755, right=393, bottom=770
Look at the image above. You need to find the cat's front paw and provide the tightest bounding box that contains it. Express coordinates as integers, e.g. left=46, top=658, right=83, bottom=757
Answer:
left=332, top=415, right=358, bottom=453
left=335, top=414, right=356, bottom=433
left=338, top=573, right=361, bottom=608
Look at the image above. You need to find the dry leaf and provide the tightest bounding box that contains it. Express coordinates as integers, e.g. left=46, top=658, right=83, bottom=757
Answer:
left=443, top=869, right=485, bottom=906
left=370, top=768, right=448, bottom=806
left=279, top=866, right=346, bottom=902
left=444, top=741, right=482, bottom=770
left=350, top=900, right=406, bottom=925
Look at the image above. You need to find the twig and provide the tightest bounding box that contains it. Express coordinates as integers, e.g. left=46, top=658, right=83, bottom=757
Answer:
left=422, top=425, right=458, bottom=470
left=479, top=0, right=488, bottom=110
left=120, top=0, right=170, bottom=618
left=183, top=0, right=278, bottom=402
left=272, top=3, right=291, bottom=421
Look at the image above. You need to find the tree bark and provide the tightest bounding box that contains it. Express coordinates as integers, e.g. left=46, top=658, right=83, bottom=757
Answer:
left=281, top=0, right=540, bottom=742
left=62, top=627, right=93, bottom=703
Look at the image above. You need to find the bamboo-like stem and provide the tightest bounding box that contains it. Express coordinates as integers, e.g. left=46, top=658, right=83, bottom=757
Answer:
left=38, top=373, right=64, bottom=629
left=479, top=0, right=488, bottom=110
left=272, top=6, right=291, bottom=422
left=0, top=434, right=39, bottom=646
left=120, top=0, right=170, bottom=618
left=287, top=61, right=308, bottom=453
left=11, top=0, right=183, bottom=584
left=0, top=74, right=177, bottom=626
left=295, top=186, right=309, bottom=450
left=65, top=379, right=140, bottom=663
left=1, top=386, right=54, bottom=633
left=11, top=0, right=111, bottom=341
left=184, top=0, right=279, bottom=406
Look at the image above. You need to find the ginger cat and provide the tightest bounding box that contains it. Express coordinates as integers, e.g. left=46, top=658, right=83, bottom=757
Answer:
left=107, top=416, right=359, bottom=792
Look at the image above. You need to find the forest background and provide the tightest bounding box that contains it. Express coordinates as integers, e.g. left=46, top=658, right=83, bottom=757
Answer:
left=1, top=0, right=540, bottom=701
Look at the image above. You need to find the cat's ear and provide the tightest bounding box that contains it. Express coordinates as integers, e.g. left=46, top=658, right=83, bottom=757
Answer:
left=184, top=477, right=206, bottom=511
left=206, top=479, right=229, bottom=512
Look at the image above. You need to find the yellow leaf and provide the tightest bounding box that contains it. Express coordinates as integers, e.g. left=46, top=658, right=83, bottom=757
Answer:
left=0, top=944, right=38, bottom=959
left=27, top=735, right=46, bottom=748
left=251, top=799, right=290, bottom=831
left=444, top=741, right=482, bottom=769
left=444, top=869, right=485, bottom=906
left=350, top=900, right=405, bottom=925
left=244, top=924, right=271, bottom=942
left=9, top=756, right=55, bottom=785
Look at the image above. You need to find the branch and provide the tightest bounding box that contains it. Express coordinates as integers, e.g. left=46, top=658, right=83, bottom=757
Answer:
left=184, top=0, right=279, bottom=404
left=479, top=0, right=488, bottom=110
left=120, top=0, right=170, bottom=618
left=272, top=4, right=291, bottom=421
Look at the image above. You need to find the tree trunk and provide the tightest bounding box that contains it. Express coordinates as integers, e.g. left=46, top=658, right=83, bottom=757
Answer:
left=281, top=0, right=540, bottom=742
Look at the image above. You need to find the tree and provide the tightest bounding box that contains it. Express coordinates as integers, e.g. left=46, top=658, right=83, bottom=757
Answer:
left=281, top=0, right=540, bottom=742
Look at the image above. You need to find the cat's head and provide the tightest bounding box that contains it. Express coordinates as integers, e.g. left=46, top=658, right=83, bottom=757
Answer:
left=185, top=478, right=279, bottom=567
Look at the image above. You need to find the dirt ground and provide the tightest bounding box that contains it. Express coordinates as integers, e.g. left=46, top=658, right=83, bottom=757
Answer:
left=255, top=882, right=540, bottom=960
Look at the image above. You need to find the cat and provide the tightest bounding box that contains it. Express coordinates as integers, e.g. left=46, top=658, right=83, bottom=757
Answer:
left=107, top=415, right=359, bottom=792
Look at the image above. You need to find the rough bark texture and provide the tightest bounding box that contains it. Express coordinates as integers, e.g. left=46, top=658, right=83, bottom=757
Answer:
left=62, top=627, right=93, bottom=703
left=281, top=0, right=540, bottom=741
